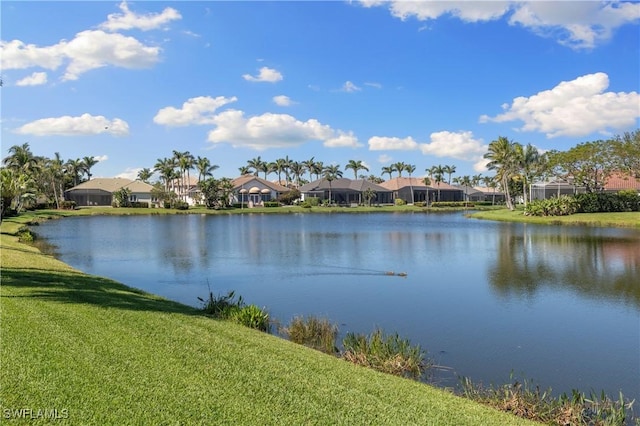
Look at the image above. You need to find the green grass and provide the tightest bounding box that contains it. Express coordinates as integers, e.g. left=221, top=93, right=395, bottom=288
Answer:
left=469, top=208, right=640, bottom=228
left=0, top=215, right=536, bottom=425
left=23, top=202, right=499, bottom=219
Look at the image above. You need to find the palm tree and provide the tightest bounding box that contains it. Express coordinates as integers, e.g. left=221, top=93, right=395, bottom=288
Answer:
left=302, top=157, right=316, bottom=182
left=322, top=164, right=342, bottom=204
left=289, top=161, right=304, bottom=187
left=392, top=161, right=406, bottom=177
left=472, top=174, right=483, bottom=187
left=247, top=156, right=266, bottom=177
left=312, top=161, right=324, bottom=181
left=281, top=155, right=293, bottom=185
left=45, top=153, right=64, bottom=209
left=64, top=158, right=83, bottom=187
left=458, top=175, right=473, bottom=201
left=154, top=157, right=177, bottom=192
left=172, top=150, right=195, bottom=201
left=433, top=170, right=444, bottom=201
left=195, top=156, right=218, bottom=182
left=381, top=166, right=394, bottom=181
left=345, top=159, right=369, bottom=180
left=238, top=165, right=251, bottom=175
left=137, top=168, right=153, bottom=183
left=485, top=176, right=499, bottom=205
left=272, top=159, right=285, bottom=184
left=484, top=136, right=517, bottom=210
left=257, top=161, right=272, bottom=180
left=423, top=176, right=431, bottom=205
left=516, top=143, right=542, bottom=207
left=443, top=164, right=457, bottom=184
left=3, top=143, right=38, bottom=174
left=363, top=187, right=376, bottom=206
left=405, top=164, right=416, bottom=203
left=82, top=156, right=99, bottom=180
left=426, top=165, right=445, bottom=201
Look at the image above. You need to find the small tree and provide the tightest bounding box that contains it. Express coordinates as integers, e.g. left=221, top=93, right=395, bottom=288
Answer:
left=363, top=188, right=377, bottom=206
left=112, top=187, right=132, bottom=207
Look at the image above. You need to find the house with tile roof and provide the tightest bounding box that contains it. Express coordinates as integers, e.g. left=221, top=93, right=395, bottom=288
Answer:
left=65, top=178, right=155, bottom=207
left=603, top=172, right=640, bottom=193
left=299, top=178, right=393, bottom=205
left=231, top=175, right=291, bottom=207
left=378, top=177, right=464, bottom=204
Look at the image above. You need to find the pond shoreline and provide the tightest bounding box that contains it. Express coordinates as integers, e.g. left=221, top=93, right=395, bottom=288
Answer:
left=18, top=205, right=640, bottom=229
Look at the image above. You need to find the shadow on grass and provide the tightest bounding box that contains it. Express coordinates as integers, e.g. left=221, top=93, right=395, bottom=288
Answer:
left=1, top=267, right=201, bottom=316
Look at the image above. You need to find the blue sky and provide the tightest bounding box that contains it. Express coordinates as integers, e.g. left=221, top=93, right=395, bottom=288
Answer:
left=2, top=1, right=639, bottom=181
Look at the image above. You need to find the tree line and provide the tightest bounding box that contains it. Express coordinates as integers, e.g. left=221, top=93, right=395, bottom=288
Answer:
left=2, top=130, right=637, bottom=217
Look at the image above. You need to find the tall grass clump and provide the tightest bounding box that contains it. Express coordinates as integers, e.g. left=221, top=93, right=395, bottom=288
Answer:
left=198, top=290, right=270, bottom=332
left=460, top=375, right=636, bottom=425
left=282, top=316, right=338, bottom=354
left=342, top=329, right=428, bottom=380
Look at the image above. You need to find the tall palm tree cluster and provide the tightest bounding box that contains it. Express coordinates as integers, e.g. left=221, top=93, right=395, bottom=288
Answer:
left=1, top=143, right=99, bottom=218
left=240, top=156, right=322, bottom=187
left=152, top=151, right=219, bottom=202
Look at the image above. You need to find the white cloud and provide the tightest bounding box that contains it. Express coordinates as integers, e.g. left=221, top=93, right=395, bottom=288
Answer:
left=100, top=1, right=181, bottom=32
left=341, top=81, right=361, bottom=93
left=324, top=131, right=362, bottom=148
left=154, top=96, right=238, bottom=126
left=206, top=110, right=355, bottom=150
left=15, top=113, right=129, bottom=136
left=62, top=30, right=160, bottom=80
left=0, top=39, right=65, bottom=70
left=509, top=1, right=640, bottom=49
left=273, top=95, right=295, bottom=106
left=115, top=167, right=141, bottom=180
left=364, top=82, right=382, bottom=89
left=419, top=131, right=487, bottom=161
left=359, top=1, right=640, bottom=49
left=16, top=71, right=48, bottom=86
left=94, top=155, right=109, bottom=162
left=382, top=1, right=511, bottom=22
left=473, top=158, right=490, bottom=173
left=377, top=154, right=393, bottom=163
left=1, top=30, right=161, bottom=81
left=479, top=72, right=640, bottom=138
left=368, top=136, right=419, bottom=151
left=242, top=67, right=283, bottom=83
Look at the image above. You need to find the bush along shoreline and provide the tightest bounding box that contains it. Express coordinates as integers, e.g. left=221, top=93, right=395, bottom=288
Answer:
left=200, top=290, right=638, bottom=426
left=524, top=190, right=639, bottom=217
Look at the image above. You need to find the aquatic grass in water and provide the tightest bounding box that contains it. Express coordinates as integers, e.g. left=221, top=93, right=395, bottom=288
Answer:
left=342, top=328, right=428, bottom=380
left=282, top=316, right=338, bottom=354
left=460, top=375, right=637, bottom=425
left=198, top=290, right=270, bottom=332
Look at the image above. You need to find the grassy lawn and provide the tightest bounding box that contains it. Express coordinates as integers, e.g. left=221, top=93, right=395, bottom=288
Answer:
left=469, top=208, right=640, bottom=228
left=0, top=215, right=535, bottom=425
left=25, top=203, right=499, bottom=218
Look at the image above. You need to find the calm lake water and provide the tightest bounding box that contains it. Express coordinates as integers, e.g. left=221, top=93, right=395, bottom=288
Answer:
left=35, top=212, right=640, bottom=401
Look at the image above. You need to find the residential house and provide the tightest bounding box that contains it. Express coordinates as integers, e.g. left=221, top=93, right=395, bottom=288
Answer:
left=299, top=178, right=393, bottom=205
left=231, top=175, right=291, bottom=207
left=530, top=178, right=587, bottom=201
left=171, top=176, right=200, bottom=205
left=65, top=178, right=155, bottom=206
left=456, top=185, right=505, bottom=203
left=377, top=177, right=429, bottom=204
left=603, top=172, right=640, bottom=194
